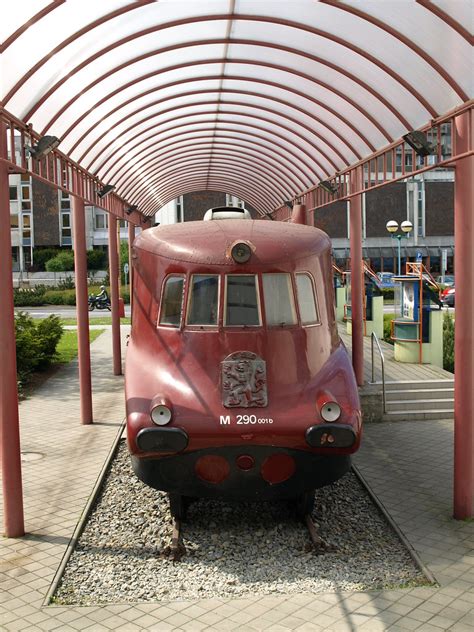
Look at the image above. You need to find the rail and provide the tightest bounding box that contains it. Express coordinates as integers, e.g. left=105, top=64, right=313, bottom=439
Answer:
left=369, top=332, right=386, bottom=413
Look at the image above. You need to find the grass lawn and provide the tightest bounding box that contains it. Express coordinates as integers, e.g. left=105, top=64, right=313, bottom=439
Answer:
left=55, top=329, right=106, bottom=363
left=60, top=317, right=131, bottom=326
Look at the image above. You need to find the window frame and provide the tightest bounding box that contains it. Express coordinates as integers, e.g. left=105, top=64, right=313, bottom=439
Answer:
left=185, top=273, right=220, bottom=329
left=223, top=273, right=262, bottom=328
left=295, top=271, right=321, bottom=327
left=158, top=274, right=186, bottom=329
left=261, top=272, right=298, bottom=328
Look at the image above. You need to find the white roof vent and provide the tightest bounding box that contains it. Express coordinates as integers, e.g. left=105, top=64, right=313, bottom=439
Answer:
left=203, top=206, right=251, bottom=221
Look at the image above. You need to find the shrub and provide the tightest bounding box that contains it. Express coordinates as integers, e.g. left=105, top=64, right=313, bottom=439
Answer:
left=14, top=286, right=46, bottom=307
left=43, top=289, right=77, bottom=305
left=15, top=312, right=63, bottom=381
left=443, top=311, right=454, bottom=373
left=33, top=248, right=61, bottom=271
left=57, top=275, right=75, bottom=290
left=383, top=313, right=396, bottom=344
left=45, top=250, right=75, bottom=272
left=87, top=249, right=107, bottom=270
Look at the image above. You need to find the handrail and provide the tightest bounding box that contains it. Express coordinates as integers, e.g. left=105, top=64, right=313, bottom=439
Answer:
left=370, top=332, right=386, bottom=413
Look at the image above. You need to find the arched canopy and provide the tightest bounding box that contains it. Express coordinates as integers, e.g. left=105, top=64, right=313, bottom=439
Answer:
left=0, top=0, right=472, bottom=215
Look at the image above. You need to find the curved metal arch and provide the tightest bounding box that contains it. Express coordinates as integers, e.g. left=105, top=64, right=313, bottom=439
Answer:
left=38, top=55, right=394, bottom=147
left=100, top=123, right=323, bottom=187
left=68, top=86, right=363, bottom=161
left=16, top=15, right=444, bottom=126
left=416, top=0, right=473, bottom=44
left=0, top=1, right=66, bottom=53
left=82, top=104, right=342, bottom=175
left=123, top=155, right=293, bottom=203
left=320, top=0, right=469, bottom=101
left=114, top=133, right=312, bottom=194
left=63, top=74, right=374, bottom=156
left=132, top=164, right=284, bottom=210
left=120, top=148, right=303, bottom=201
left=133, top=167, right=280, bottom=209
left=138, top=175, right=275, bottom=215
left=77, top=97, right=348, bottom=169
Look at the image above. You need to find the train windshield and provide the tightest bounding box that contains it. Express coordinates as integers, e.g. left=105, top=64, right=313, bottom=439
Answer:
left=262, top=273, right=297, bottom=326
left=225, top=275, right=260, bottom=326
left=159, top=276, right=184, bottom=326
left=187, top=275, right=219, bottom=325
left=295, top=273, right=319, bottom=325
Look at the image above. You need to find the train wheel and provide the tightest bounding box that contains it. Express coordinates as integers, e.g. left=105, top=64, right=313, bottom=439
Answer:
left=295, top=490, right=315, bottom=518
left=168, top=493, right=188, bottom=520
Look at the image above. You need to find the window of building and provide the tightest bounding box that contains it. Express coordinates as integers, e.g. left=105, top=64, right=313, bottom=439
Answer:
left=10, top=213, right=19, bottom=229
left=262, top=273, right=297, bottom=326
left=225, top=275, right=260, bottom=326
left=295, top=273, right=319, bottom=325
left=417, top=187, right=424, bottom=237
left=225, top=194, right=245, bottom=208
left=95, top=213, right=107, bottom=229
left=9, top=186, right=18, bottom=200
left=22, top=201, right=31, bottom=210
left=21, top=185, right=30, bottom=200
left=61, top=212, right=72, bottom=245
left=159, top=276, right=185, bottom=327
left=176, top=196, right=183, bottom=222
left=187, top=275, right=219, bottom=326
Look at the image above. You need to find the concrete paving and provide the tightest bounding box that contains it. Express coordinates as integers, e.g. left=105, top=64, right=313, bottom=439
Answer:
left=1, top=327, right=473, bottom=630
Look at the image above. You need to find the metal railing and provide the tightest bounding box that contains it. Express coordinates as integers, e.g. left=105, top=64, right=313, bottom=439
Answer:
left=370, top=332, right=386, bottom=413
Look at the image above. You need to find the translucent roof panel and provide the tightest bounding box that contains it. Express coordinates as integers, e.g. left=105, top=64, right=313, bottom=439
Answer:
left=1, top=0, right=472, bottom=215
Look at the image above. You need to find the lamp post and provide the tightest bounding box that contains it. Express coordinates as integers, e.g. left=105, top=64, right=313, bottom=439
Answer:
left=386, top=220, right=413, bottom=275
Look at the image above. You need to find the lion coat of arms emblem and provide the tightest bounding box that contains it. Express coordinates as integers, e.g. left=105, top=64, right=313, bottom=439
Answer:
left=221, top=351, right=268, bottom=408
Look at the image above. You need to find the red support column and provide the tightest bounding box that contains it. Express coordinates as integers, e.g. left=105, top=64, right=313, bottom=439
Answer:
left=350, top=167, right=364, bottom=386
left=453, top=108, right=474, bottom=519
left=108, top=214, right=122, bottom=375
left=128, top=220, right=135, bottom=314
left=72, top=194, right=93, bottom=424
left=0, top=119, right=24, bottom=537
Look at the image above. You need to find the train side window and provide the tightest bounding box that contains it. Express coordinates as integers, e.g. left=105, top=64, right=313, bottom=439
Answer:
left=262, top=273, right=297, bottom=326
left=295, top=273, right=320, bottom=325
left=187, top=274, right=219, bottom=326
left=225, top=275, right=260, bottom=326
left=159, top=276, right=185, bottom=327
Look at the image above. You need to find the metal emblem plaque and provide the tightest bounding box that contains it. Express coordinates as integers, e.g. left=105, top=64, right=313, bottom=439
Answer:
left=221, top=351, right=267, bottom=408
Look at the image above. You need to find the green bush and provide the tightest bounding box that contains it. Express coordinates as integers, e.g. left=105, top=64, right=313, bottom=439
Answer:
left=87, top=249, right=107, bottom=270
left=443, top=311, right=454, bottom=373
left=33, top=248, right=61, bottom=271
left=381, top=288, right=395, bottom=301
left=15, top=312, right=63, bottom=381
left=383, top=313, right=396, bottom=344
left=43, top=289, right=77, bottom=305
left=45, top=250, right=75, bottom=272
left=14, top=286, right=46, bottom=306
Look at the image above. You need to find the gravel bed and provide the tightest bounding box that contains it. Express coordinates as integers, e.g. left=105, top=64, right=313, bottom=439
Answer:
left=54, top=440, right=426, bottom=604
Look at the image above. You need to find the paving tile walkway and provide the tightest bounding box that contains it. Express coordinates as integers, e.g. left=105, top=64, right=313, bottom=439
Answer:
left=1, top=325, right=472, bottom=630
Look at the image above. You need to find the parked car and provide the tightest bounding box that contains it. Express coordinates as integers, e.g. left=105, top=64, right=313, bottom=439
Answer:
left=441, top=286, right=455, bottom=307
left=376, top=272, right=395, bottom=288
left=436, top=275, right=455, bottom=287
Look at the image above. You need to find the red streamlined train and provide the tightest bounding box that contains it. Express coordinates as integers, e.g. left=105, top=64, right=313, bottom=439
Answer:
left=125, top=207, right=362, bottom=517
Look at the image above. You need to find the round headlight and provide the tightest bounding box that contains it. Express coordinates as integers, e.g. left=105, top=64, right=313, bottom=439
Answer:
left=151, top=405, right=172, bottom=426
left=231, top=242, right=251, bottom=263
left=320, top=402, right=341, bottom=422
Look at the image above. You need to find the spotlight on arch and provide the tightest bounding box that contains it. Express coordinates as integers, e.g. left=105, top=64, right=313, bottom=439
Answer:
left=26, top=135, right=60, bottom=159
left=403, top=131, right=436, bottom=157
left=97, top=184, right=115, bottom=199
left=318, top=180, right=338, bottom=195
left=284, top=200, right=294, bottom=209
left=125, top=205, right=138, bottom=215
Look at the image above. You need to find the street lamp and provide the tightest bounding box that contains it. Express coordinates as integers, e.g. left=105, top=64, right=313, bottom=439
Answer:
left=386, top=219, right=413, bottom=275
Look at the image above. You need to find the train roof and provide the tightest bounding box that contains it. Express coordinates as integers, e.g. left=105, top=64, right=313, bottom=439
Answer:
left=134, top=220, right=331, bottom=266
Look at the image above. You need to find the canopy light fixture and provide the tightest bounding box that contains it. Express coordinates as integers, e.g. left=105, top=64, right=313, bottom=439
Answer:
left=125, top=205, right=138, bottom=215
left=284, top=200, right=293, bottom=209
left=318, top=180, right=338, bottom=195
left=97, top=184, right=115, bottom=199
left=26, top=135, right=60, bottom=159
left=141, top=215, right=149, bottom=224
left=402, top=131, right=436, bottom=157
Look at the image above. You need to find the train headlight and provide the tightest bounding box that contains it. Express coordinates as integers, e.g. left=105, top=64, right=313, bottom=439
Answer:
left=151, top=404, right=172, bottom=426
left=320, top=401, right=341, bottom=422
left=231, top=242, right=251, bottom=263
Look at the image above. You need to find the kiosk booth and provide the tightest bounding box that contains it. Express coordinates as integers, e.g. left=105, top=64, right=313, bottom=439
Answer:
left=345, top=263, right=384, bottom=339
left=391, top=262, right=443, bottom=366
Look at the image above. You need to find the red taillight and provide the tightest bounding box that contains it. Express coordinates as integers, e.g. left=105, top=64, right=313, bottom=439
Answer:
left=261, top=454, right=295, bottom=484
left=195, top=455, right=230, bottom=484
